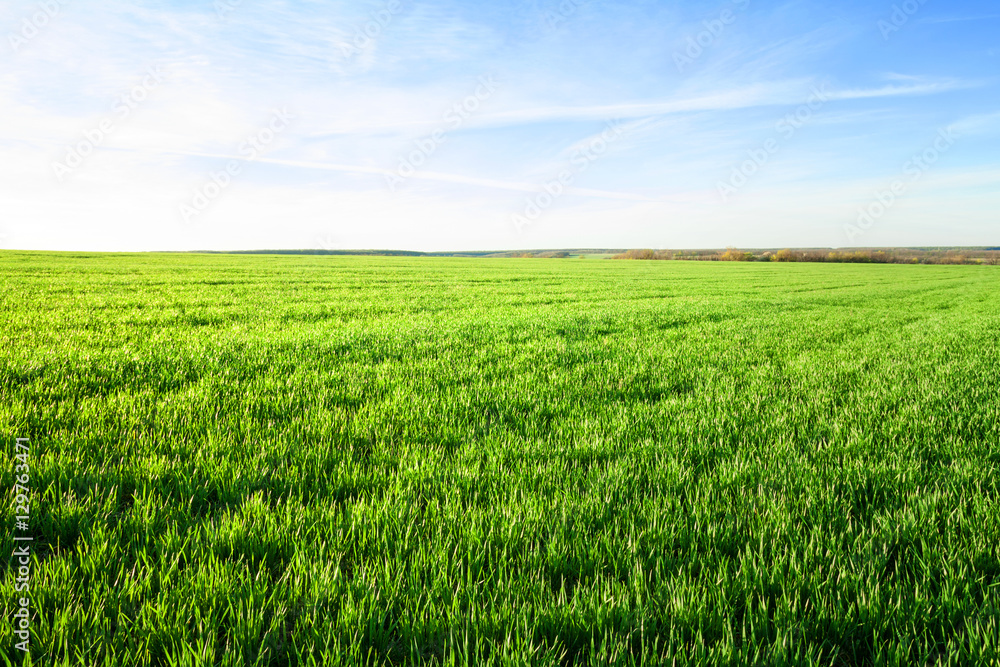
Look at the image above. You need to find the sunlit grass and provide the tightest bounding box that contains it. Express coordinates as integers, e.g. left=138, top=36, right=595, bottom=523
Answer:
left=1, top=252, right=998, bottom=666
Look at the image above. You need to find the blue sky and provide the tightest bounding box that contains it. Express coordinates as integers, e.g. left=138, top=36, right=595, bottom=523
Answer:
left=1, top=0, right=997, bottom=251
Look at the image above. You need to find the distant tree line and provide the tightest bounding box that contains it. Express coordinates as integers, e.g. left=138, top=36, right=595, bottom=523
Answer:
left=203, top=249, right=589, bottom=258
left=612, top=248, right=1000, bottom=265
left=510, top=251, right=572, bottom=258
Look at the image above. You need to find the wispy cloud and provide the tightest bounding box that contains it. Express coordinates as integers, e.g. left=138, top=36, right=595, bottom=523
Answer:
left=919, top=14, right=1000, bottom=24
left=825, top=80, right=975, bottom=101
left=305, top=78, right=972, bottom=137
left=157, top=149, right=654, bottom=201
left=949, top=111, right=1000, bottom=136
left=0, top=0, right=997, bottom=251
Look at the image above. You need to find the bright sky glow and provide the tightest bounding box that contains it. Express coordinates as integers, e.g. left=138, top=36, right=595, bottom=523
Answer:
left=1, top=0, right=998, bottom=251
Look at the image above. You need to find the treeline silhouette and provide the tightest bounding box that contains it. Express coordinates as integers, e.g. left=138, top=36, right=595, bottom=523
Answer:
left=613, top=248, right=1000, bottom=265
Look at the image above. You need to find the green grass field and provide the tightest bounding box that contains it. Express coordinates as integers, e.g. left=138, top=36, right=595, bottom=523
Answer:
left=2, top=252, right=999, bottom=666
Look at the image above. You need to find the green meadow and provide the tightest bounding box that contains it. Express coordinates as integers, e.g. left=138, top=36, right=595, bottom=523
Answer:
left=1, top=252, right=998, bottom=666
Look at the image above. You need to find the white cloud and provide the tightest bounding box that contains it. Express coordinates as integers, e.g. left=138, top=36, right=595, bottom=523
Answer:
left=0, top=1, right=996, bottom=251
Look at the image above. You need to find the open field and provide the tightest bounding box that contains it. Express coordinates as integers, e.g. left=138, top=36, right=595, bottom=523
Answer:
left=2, top=252, right=999, bottom=666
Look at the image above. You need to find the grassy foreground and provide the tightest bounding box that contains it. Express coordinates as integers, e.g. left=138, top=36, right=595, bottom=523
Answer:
left=1, top=252, right=999, bottom=666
